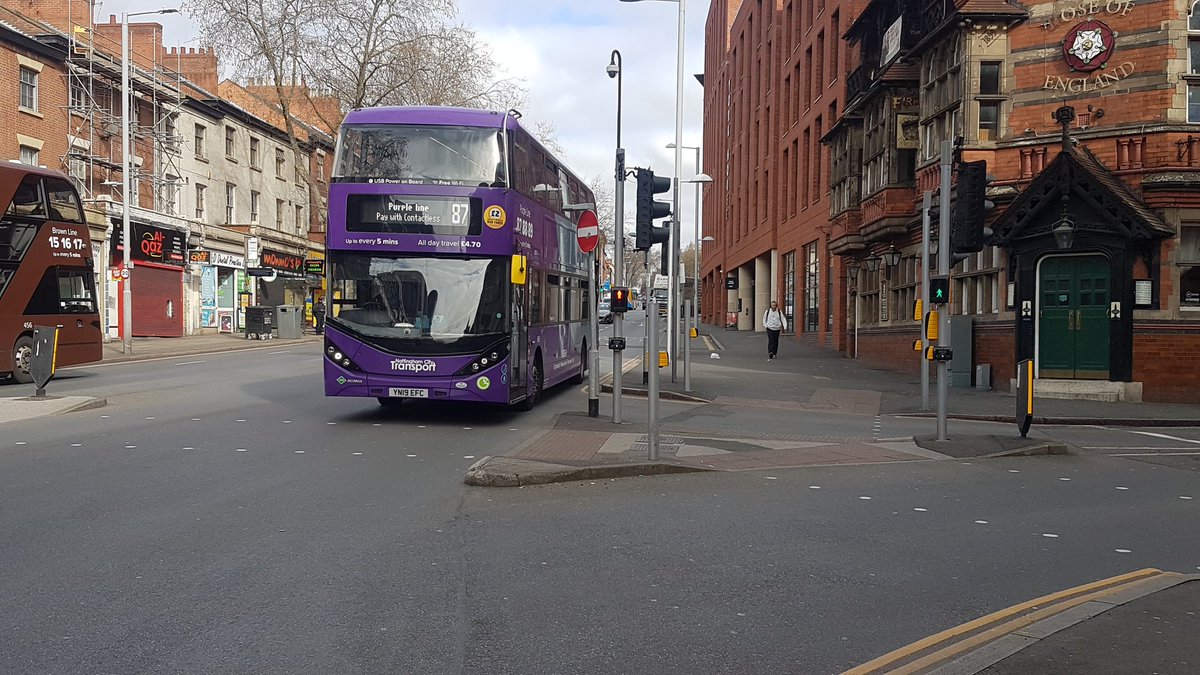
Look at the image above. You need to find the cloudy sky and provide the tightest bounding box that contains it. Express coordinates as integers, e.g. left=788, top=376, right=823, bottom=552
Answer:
left=103, top=0, right=713, bottom=244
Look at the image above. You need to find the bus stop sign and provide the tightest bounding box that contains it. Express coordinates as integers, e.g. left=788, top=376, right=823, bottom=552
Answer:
left=577, top=210, right=599, bottom=254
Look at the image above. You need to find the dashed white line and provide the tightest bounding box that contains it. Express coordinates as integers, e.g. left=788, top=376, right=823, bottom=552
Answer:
left=914, top=508, right=928, bottom=512
left=1115, top=549, right=1132, bottom=554
left=1042, top=533, right=1060, bottom=538
left=174, top=360, right=207, bottom=366
left=974, top=520, right=989, bottom=524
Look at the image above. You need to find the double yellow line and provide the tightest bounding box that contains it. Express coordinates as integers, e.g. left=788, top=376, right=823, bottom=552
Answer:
left=845, top=568, right=1176, bottom=674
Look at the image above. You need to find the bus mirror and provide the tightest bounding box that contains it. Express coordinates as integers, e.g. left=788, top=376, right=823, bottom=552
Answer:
left=511, top=254, right=528, bottom=285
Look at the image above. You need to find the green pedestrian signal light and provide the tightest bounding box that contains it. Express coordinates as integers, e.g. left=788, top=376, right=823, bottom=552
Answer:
left=929, top=276, right=950, bottom=304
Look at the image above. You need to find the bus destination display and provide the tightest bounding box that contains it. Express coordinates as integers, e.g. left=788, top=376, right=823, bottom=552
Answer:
left=348, top=195, right=481, bottom=236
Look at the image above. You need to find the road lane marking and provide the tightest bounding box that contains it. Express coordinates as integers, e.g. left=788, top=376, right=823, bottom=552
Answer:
left=1083, top=446, right=1200, bottom=451
left=174, top=360, right=207, bottom=366
left=1129, top=430, right=1200, bottom=445
left=1110, top=451, right=1200, bottom=457
left=843, top=568, right=1165, bottom=675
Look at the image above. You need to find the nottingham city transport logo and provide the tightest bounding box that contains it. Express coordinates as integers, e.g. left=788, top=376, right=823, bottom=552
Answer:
left=1062, top=20, right=1114, bottom=72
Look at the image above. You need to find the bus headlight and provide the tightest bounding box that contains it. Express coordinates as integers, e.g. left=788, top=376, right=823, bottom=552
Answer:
left=454, top=339, right=510, bottom=376
left=325, top=340, right=362, bottom=372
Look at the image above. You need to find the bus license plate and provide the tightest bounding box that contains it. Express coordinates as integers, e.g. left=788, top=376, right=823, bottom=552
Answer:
left=388, top=387, right=428, bottom=398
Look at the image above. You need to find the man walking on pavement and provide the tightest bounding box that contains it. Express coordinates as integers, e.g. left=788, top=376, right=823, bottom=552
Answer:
left=763, top=300, right=786, bottom=360
left=313, top=298, right=326, bottom=335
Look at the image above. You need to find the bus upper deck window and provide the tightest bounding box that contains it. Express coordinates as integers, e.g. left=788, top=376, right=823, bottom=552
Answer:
left=6, top=175, right=46, bottom=218
left=46, top=178, right=84, bottom=223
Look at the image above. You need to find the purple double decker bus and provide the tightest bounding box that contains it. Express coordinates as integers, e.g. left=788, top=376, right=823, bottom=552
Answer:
left=324, top=107, right=594, bottom=410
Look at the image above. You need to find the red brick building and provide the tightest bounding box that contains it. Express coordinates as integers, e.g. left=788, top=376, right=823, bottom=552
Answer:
left=702, top=0, right=861, bottom=344
left=704, top=0, right=1200, bottom=402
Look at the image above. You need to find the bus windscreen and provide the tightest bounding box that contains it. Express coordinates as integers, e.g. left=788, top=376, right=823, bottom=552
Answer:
left=334, top=124, right=506, bottom=187
left=329, top=253, right=508, bottom=352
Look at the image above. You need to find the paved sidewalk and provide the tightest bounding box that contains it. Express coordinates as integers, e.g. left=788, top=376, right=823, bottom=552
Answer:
left=0, top=331, right=322, bottom=424
left=655, top=323, right=1200, bottom=425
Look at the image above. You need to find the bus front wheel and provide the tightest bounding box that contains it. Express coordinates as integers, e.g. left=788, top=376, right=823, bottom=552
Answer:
left=11, top=336, right=34, bottom=385
left=514, top=354, right=543, bottom=412
left=569, top=340, right=586, bottom=385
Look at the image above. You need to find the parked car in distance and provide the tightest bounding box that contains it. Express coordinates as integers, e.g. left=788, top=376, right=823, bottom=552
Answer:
left=599, top=300, right=613, bottom=324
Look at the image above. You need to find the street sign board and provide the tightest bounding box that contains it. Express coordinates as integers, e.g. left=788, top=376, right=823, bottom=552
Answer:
left=577, top=210, right=599, bottom=253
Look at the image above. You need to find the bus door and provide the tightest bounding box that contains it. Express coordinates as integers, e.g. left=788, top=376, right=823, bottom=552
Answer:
left=510, top=280, right=528, bottom=401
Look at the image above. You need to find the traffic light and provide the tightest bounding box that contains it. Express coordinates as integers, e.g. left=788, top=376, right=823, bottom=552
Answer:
left=609, top=287, right=630, bottom=312
left=951, top=160, right=995, bottom=255
left=635, top=168, right=671, bottom=250
left=929, top=275, right=950, bottom=304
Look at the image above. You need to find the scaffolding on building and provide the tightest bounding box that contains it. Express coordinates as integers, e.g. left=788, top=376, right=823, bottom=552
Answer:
left=60, top=0, right=185, bottom=216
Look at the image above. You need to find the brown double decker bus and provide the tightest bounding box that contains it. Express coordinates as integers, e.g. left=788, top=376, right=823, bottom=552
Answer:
left=1, top=163, right=102, bottom=384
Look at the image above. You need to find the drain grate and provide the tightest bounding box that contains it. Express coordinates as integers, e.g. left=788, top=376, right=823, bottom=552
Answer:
left=636, top=435, right=684, bottom=444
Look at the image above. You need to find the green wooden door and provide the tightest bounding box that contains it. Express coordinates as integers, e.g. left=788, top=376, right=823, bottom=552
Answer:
left=1038, top=256, right=1110, bottom=379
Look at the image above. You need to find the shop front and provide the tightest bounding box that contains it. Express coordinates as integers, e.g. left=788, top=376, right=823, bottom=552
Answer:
left=190, top=249, right=249, bottom=334
left=255, top=248, right=308, bottom=307
left=110, top=220, right=188, bottom=338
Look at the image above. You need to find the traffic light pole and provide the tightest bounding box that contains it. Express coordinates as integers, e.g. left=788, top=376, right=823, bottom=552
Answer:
left=613, top=149, right=626, bottom=424
left=937, top=140, right=952, bottom=442
left=921, top=190, right=931, bottom=411
left=647, top=283, right=660, bottom=461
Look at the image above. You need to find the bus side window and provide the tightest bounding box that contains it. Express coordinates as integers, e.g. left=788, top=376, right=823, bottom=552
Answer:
left=45, top=178, right=85, bottom=223
left=24, top=266, right=61, bottom=314
left=6, top=175, right=47, bottom=219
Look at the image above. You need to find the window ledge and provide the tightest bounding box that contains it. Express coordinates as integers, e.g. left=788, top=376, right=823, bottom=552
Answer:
left=19, top=107, right=43, bottom=119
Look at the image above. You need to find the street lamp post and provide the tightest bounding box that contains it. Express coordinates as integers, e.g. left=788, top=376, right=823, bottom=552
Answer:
left=676, top=169, right=711, bottom=392
left=607, top=50, right=626, bottom=424
left=668, top=142, right=704, bottom=391
left=121, top=7, right=178, bottom=354
left=621, top=0, right=685, bottom=384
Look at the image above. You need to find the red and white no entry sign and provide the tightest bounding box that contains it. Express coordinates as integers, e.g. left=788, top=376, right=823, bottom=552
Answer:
left=576, top=210, right=599, bottom=254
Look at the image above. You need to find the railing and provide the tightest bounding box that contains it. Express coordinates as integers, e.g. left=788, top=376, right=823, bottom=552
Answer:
left=918, top=0, right=956, bottom=39
left=846, top=64, right=869, bottom=107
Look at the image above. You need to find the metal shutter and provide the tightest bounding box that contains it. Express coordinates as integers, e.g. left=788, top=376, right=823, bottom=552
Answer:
left=131, top=264, right=184, bottom=337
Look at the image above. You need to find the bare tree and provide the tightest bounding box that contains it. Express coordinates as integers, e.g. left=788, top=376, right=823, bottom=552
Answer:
left=186, top=0, right=526, bottom=139
left=306, top=1, right=525, bottom=114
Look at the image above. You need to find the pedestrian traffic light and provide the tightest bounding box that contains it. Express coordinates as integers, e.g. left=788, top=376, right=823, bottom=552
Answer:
left=929, top=276, right=950, bottom=304
left=951, top=160, right=995, bottom=255
left=635, top=168, right=671, bottom=250
left=610, top=287, right=630, bottom=312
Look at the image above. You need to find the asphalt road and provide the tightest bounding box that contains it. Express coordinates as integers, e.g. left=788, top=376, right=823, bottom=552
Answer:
left=2, top=345, right=1198, bottom=673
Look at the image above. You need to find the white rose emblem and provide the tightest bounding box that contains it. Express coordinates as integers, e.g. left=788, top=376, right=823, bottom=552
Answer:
left=1068, top=29, right=1105, bottom=64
